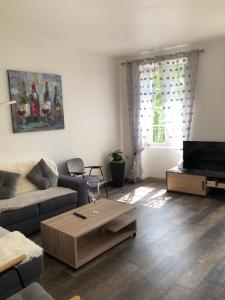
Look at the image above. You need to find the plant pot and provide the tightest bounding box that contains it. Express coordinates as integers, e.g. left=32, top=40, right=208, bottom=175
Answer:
left=110, top=160, right=125, bottom=187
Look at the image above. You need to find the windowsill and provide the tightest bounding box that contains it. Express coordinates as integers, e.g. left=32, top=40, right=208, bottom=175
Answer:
left=149, top=145, right=182, bottom=150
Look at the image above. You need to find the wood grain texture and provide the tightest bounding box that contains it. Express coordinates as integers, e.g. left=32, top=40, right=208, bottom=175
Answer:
left=32, top=179, right=225, bottom=300
left=167, top=172, right=207, bottom=196
left=41, top=199, right=136, bottom=269
left=0, top=255, right=26, bottom=273
left=41, top=199, right=135, bottom=237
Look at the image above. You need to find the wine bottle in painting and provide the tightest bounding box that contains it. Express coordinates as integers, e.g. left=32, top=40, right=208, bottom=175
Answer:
left=43, top=82, right=51, bottom=103
left=52, top=86, right=61, bottom=121
left=30, top=83, right=40, bottom=122
left=42, top=82, right=51, bottom=125
left=20, top=81, right=30, bottom=117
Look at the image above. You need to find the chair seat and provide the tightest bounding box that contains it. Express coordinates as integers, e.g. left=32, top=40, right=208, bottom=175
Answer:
left=83, top=175, right=104, bottom=183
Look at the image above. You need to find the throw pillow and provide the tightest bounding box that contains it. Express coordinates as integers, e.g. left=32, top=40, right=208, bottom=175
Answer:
left=0, top=170, right=20, bottom=199
left=26, top=159, right=58, bottom=190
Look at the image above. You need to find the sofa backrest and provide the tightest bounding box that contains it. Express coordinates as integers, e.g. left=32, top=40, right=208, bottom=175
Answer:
left=0, top=160, right=58, bottom=195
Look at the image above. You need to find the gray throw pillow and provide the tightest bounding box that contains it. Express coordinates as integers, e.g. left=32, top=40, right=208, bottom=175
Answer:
left=26, top=159, right=58, bottom=190
left=0, top=170, right=20, bottom=199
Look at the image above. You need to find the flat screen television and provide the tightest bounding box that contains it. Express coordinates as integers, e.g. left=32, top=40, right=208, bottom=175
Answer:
left=183, top=141, right=225, bottom=176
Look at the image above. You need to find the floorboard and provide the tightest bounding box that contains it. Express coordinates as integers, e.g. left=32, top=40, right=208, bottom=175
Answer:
left=31, top=178, right=225, bottom=300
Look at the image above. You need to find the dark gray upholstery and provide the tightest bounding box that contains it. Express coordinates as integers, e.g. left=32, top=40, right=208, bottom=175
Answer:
left=0, top=205, right=39, bottom=227
left=0, top=269, right=23, bottom=300
left=26, top=159, right=58, bottom=190
left=39, top=203, right=77, bottom=222
left=0, top=170, right=20, bottom=200
left=66, top=158, right=85, bottom=176
left=15, top=256, right=43, bottom=287
left=3, top=202, right=77, bottom=236
left=58, top=175, right=88, bottom=206
left=5, top=202, right=77, bottom=235
left=38, top=191, right=76, bottom=214
left=6, top=282, right=54, bottom=300
left=5, top=217, right=40, bottom=236
left=0, top=255, right=43, bottom=300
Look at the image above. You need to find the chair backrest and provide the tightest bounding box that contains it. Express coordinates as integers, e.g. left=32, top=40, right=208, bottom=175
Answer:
left=66, top=158, right=85, bottom=174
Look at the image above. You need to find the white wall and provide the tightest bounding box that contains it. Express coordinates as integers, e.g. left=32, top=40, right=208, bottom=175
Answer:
left=119, top=37, right=225, bottom=179
left=0, top=34, right=120, bottom=178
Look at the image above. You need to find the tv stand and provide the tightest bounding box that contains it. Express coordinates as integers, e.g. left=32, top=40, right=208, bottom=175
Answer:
left=166, top=168, right=225, bottom=197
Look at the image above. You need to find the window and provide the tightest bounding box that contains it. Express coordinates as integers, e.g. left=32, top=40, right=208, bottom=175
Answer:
left=139, top=60, right=185, bottom=147
left=152, top=71, right=165, bottom=144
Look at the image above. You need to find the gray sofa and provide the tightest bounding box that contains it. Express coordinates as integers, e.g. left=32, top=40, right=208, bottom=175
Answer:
left=6, top=283, right=54, bottom=300
left=6, top=282, right=80, bottom=300
left=0, top=160, right=88, bottom=236
left=0, top=256, right=43, bottom=300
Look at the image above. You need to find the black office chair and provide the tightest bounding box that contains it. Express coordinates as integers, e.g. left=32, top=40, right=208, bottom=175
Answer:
left=66, top=158, right=108, bottom=198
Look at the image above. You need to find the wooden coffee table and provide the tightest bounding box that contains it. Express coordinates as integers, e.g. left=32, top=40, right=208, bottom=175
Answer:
left=41, top=199, right=136, bottom=269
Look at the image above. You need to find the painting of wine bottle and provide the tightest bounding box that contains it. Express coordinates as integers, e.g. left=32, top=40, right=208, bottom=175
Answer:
left=7, top=70, right=65, bottom=133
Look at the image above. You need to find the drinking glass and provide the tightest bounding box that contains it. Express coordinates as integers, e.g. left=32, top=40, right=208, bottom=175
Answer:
left=87, top=181, right=100, bottom=214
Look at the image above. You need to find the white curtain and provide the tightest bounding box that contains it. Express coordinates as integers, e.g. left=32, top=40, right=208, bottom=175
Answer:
left=126, top=62, right=154, bottom=181
left=159, top=50, right=199, bottom=148
left=126, top=50, right=200, bottom=181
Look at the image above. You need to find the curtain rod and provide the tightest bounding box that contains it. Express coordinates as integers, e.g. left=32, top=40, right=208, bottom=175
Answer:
left=121, top=49, right=205, bottom=66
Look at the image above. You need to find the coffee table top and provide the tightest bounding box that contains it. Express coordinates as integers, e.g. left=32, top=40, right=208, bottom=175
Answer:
left=41, top=199, right=135, bottom=238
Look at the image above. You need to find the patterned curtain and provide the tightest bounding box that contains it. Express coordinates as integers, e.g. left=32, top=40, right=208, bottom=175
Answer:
left=126, top=50, right=200, bottom=181
left=158, top=50, right=199, bottom=148
left=126, top=62, right=154, bottom=181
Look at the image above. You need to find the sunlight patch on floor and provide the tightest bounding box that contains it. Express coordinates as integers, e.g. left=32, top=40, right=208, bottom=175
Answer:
left=144, top=189, right=172, bottom=208
left=118, top=186, right=171, bottom=208
left=118, top=187, right=154, bottom=204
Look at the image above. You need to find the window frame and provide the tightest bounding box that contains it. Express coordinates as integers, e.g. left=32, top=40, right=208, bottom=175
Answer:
left=139, top=59, right=186, bottom=148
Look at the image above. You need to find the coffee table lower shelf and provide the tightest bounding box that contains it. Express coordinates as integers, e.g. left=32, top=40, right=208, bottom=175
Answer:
left=42, top=214, right=136, bottom=269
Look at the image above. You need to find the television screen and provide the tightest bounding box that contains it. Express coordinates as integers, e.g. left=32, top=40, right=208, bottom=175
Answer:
left=183, top=141, right=225, bottom=173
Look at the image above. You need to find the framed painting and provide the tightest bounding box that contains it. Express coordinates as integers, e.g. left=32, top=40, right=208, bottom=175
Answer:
left=7, top=70, right=65, bottom=133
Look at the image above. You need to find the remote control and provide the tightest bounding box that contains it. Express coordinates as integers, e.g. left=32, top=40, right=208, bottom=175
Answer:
left=73, top=212, right=87, bottom=219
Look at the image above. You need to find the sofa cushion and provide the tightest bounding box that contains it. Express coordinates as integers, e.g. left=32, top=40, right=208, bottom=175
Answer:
left=0, top=171, right=20, bottom=200
left=0, top=205, right=39, bottom=227
left=15, top=256, right=43, bottom=287
left=0, top=187, right=77, bottom=214
left=5, top=217, right=40, bottom=236
left=27, top=159, right=58, bottom=190
left=0, top=160, right=58, bottom=196
left=38, top=191, right=77, bottom=214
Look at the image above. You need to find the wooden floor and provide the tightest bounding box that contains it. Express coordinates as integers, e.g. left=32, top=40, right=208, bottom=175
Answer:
left=32, top=179, right=225, bottom=300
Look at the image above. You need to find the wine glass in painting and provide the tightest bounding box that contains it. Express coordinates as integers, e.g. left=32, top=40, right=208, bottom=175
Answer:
left=17, top=105, right=26, bottom=129
left=42, top=102, right=51, bottom=126
left=87, top=181, right=100, bottom=214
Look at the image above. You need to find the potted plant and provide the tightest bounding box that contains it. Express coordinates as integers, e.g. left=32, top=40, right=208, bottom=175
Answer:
left=109, top=150, right=126, bottom=187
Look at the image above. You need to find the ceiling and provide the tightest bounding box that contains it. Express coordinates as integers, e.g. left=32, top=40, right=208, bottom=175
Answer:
left=1, top=0, right=225, bottom=56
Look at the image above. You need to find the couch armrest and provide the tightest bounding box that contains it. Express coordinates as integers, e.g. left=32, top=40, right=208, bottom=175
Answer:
left=0, top=255, right=26, bottom=273
left=58, top=175, right=88, bottom=207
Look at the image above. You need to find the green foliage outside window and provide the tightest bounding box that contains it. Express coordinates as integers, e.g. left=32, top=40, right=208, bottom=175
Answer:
left=152, top=72, right=165, bottom=144
left=151, top=66, right=185, bottom=144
